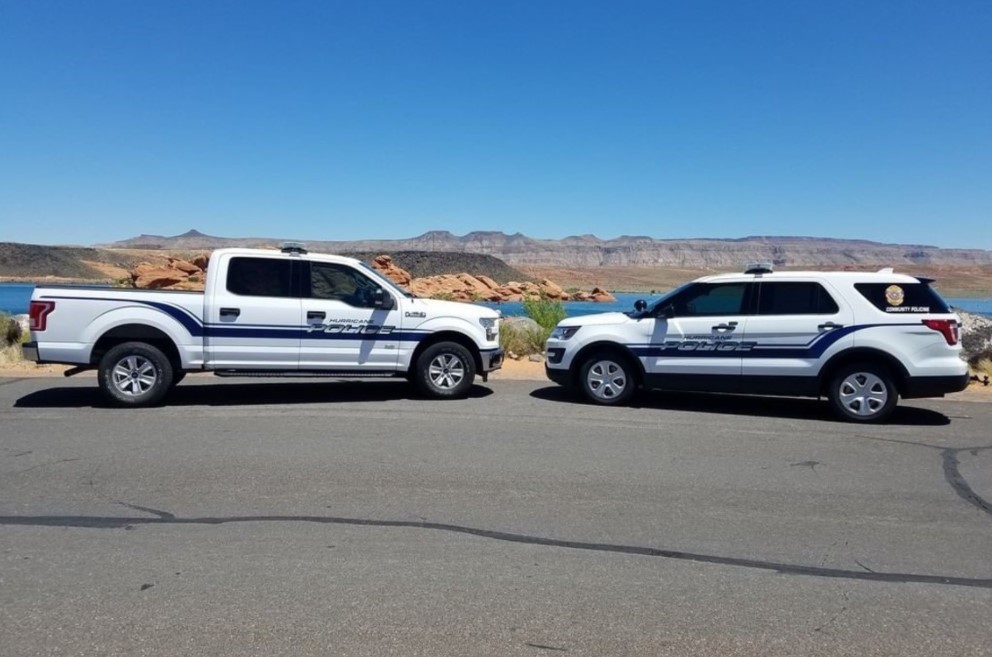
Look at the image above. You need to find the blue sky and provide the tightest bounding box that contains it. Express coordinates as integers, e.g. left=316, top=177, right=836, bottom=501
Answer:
left=1, top=1, right=989, bottom=248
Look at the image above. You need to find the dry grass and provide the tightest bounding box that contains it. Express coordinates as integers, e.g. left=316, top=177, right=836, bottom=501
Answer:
left=973, top=358, right=992, bottom=378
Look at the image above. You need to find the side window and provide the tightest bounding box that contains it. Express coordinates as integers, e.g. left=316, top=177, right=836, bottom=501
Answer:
left=854, top=283, right=950, bottom=314
left=226, top=257, right=293, bottom=298
left=757, top=282, right=839, bottom=315
left=310, top=262, right=378, bottom=308
left=667, top=283, right=747, bottom=317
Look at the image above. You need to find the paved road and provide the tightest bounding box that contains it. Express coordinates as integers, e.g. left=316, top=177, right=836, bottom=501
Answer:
left=1, top=376, right=990, bottom=657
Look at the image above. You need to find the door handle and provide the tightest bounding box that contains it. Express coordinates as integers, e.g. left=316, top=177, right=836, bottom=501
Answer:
left=712, top=321, right=738, bottom=332
left=818, top=322, right=844, bottom=331
left=307, top=310, right=326, bottom=321
left=219, top=307, right=240, bottom=318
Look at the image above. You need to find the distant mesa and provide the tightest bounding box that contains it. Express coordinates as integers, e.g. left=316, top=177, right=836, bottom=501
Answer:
left=103, top=230, right=992, bottom=270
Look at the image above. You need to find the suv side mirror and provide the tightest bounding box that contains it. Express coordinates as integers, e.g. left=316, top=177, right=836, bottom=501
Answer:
left=374, top=288, right=395, bottom=310
left=634, top=299, right=647, bottom=312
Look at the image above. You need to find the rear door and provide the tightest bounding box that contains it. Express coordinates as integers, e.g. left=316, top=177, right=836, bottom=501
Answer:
left=204, top=255, right=301, bottom=369
left=741, top=280, right=854, bottom=378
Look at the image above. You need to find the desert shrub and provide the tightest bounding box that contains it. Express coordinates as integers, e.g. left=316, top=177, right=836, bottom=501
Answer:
left=522, top=295, right=566, bottom=343
left=500, top=319, right=545, bottom=356
left=2, top=313, right=22, bottom=347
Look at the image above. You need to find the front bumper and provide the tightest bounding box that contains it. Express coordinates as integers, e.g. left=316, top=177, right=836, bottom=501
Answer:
left=545, top=364, right=572, bottom=387
left=21, top=341, right=39, bottom=363
left=479, top=348, right=504, bottom=372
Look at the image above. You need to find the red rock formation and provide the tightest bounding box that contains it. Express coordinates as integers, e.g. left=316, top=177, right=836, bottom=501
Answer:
left=372, top=255, right=412, bottom=287
left=126, top=252, right=617, bottom=301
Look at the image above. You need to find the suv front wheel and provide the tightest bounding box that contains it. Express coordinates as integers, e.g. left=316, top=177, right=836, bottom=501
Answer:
left=828, top=363, right=898, bottom=423
left=579, top=353, right=637, bottom=406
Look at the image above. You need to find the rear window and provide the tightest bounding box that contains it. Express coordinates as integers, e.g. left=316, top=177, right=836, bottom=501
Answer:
left=854, top=282, right=950, bottom=314
left=757, top=282, right=839, bottom=315
left=227, top=257, right=293, bottom=298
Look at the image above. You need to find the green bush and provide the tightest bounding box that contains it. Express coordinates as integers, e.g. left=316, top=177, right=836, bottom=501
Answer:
left=522, top=295, right=566, bottom=343
left=2, top=313, right=22, bottom=347
left=499, top=320, right=546, bottom=356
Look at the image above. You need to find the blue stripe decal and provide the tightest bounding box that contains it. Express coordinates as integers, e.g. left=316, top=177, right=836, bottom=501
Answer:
left=39, top=295, right=430, bottom=342
left=631, top=324, right=919, bottom=359
left=42, top=295, right=207, bottom=336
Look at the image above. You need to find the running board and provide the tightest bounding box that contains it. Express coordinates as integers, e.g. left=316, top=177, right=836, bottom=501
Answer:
left=213, top=370, right=403, bottom=379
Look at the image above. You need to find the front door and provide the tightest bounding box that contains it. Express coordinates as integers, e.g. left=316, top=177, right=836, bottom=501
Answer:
left=299, top=261, right=402, bottom=371
left=640, top=282, right=751, bottom=383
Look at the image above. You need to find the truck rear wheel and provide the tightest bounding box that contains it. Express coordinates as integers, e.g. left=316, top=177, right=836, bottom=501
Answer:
left=98, top=342, right=174, bottom=407
left=413, top=342, right=476, bottom=399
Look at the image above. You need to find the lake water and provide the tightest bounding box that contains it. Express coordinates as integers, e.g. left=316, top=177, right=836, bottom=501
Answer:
left=2, top=282, right=990, bottom=318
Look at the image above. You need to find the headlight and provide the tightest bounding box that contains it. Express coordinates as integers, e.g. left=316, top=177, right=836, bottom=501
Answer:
left=549, top=326, right=580, bottom=341
left=479, top=317, right=499, bottom=341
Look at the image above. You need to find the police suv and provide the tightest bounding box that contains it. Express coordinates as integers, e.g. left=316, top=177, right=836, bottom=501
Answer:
left=24, top=245, right=503, bottom=407
left=544, top=265, right=969, bottom=422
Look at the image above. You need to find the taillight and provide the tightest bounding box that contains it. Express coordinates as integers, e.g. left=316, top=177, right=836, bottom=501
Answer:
left=28, top=300, right=55, bottom=332
left=922, top=319, right=958, bottom=346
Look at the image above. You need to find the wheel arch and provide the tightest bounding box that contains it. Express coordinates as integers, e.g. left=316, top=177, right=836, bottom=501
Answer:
left=819, top=348, right=910, bottom=396
left=91, top=324, right=183, bottom=372
left=409, top=331, right=482, bottom=374
left=568, top=340, right=646, bottom=387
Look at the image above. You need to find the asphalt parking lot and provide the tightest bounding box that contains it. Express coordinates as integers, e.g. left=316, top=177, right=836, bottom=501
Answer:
left=1, top=376, right=990, bottom=656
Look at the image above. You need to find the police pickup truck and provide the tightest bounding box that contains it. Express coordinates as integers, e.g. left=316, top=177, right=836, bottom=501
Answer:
left=544, top=265, right=969, bottom=422
left=24, top=245, right=503, bottom=406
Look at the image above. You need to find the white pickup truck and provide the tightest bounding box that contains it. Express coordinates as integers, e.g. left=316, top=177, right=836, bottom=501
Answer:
left=24, top=245, right=503, bottom=406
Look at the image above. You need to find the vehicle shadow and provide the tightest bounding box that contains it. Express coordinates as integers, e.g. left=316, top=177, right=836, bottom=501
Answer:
left=528, top=386, right=951, bottom=426
left=14, top=380, right=494, bottom=408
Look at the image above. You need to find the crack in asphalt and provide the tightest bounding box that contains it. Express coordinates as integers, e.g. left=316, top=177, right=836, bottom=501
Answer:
left=942, top=447, right=992, bottom=518
left=862, top=436, right=992, bottom=520
left=2, top=509, right=990, bottom=589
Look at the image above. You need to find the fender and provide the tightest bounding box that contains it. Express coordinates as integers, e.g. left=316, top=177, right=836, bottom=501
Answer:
left=406, top=315, right=488, bottom=350
left=83, top=305, right=203, bottom=368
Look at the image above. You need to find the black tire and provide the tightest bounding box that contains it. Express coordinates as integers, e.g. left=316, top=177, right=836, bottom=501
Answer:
left=828, top=363, right=898, bottom=423
left=578, top=352, right=637, bottom=406
left=97, top=342, right=174, bottom=407
left=413, top=341, right=476, bottom=399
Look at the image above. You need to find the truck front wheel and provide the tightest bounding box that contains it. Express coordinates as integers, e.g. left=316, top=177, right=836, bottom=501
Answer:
left=98, top=341, right=174, bottom=407
left=413, top=342, right=476, bottom=399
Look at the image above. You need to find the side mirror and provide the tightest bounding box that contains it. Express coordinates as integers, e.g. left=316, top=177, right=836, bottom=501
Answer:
left=374, top=288, right=395, bottom=310
left=634, top=299, right=647, bottom=312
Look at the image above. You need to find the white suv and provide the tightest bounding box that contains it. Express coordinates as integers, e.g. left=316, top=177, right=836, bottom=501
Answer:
left=544, top=266, right=969, bottom=422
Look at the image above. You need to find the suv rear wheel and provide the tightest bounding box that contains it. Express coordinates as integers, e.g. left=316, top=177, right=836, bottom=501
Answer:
left=828, top=363, right=898, bottom=423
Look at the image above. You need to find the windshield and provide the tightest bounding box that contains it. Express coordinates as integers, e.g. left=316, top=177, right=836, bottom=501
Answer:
left=628, top=282, right=694, bottom=318
left=359, top=261, right=416, bottom=298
